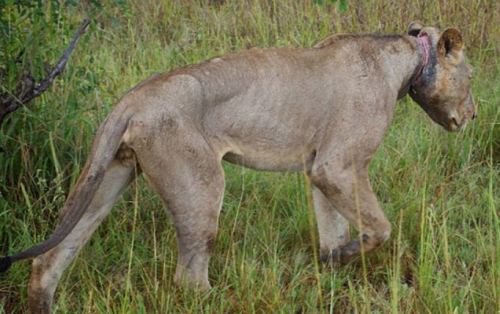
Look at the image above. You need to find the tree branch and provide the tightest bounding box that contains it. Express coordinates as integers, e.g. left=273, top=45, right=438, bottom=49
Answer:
left=0, top=18, right=90, bottom=127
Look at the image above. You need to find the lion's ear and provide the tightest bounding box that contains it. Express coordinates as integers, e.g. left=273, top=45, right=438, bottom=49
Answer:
left=437, top=28, right=463, bottom=60
left=408, top=21, right=424, bottom=37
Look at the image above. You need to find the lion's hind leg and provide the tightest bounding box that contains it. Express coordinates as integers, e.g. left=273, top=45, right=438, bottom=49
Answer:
left=28, top=157, right=136, bottom=314
left=128, top=112, right=224, bottom=290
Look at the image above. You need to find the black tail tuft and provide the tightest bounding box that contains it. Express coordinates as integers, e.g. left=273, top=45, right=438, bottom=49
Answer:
left=0, top=256, right=12, bottom=273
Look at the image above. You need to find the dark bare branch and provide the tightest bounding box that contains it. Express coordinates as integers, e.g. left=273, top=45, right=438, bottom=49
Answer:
left=0, top=18, right=90, bottom=126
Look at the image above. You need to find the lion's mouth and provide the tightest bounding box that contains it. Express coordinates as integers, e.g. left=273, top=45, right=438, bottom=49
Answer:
left=446, top=116, right=467, bottom=132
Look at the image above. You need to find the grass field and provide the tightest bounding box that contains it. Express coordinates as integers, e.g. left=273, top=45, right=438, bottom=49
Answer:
left=0, top=1, right=498, bottom=313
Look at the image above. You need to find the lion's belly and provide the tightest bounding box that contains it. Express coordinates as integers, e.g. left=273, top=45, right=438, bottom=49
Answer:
left=205, top=97, right=326, bottom=172
left=222, top=146, right=315, bottom=172
left=204, top=104, right=320, bottom=171
left=200, top=61, right=334, bottom=172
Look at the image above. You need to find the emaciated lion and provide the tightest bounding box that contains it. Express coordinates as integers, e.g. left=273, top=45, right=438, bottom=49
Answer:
left=0, top=22, right=475, bottom=313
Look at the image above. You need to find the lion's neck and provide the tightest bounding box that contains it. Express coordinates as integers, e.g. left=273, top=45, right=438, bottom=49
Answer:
left=322, top=34, right=423, bottom=100
left=391, top=36, right=423, bottom=99
left=354, top=35, right=422, bottom=100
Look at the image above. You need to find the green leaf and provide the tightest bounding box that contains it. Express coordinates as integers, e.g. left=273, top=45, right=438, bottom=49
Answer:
left=314, top=0, right=337, bottom=5
left=339, top=0, right=348, bottom=11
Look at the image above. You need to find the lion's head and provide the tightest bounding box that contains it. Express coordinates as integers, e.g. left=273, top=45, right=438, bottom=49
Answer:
left=408, top=22, right=476, bottom=131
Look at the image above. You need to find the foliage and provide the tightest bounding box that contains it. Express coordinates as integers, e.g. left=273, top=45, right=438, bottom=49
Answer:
left=314, top=0, right=348, bottom=12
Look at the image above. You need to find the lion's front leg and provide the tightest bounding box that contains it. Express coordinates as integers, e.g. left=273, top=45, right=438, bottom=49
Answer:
left=310, top=160, right=391, bottom=264
left=312, top=186, right=350, bottom=262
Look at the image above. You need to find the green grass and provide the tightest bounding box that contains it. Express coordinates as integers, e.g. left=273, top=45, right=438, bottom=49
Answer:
left=0, top=1, right=498, bottom=313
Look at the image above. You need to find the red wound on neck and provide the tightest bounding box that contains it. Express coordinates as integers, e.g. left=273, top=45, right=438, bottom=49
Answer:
left=413, top=33, right=430, bottom=83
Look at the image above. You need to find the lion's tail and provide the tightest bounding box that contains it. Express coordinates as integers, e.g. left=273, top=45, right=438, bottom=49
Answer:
left=0, top=104, right=133, bottom=273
